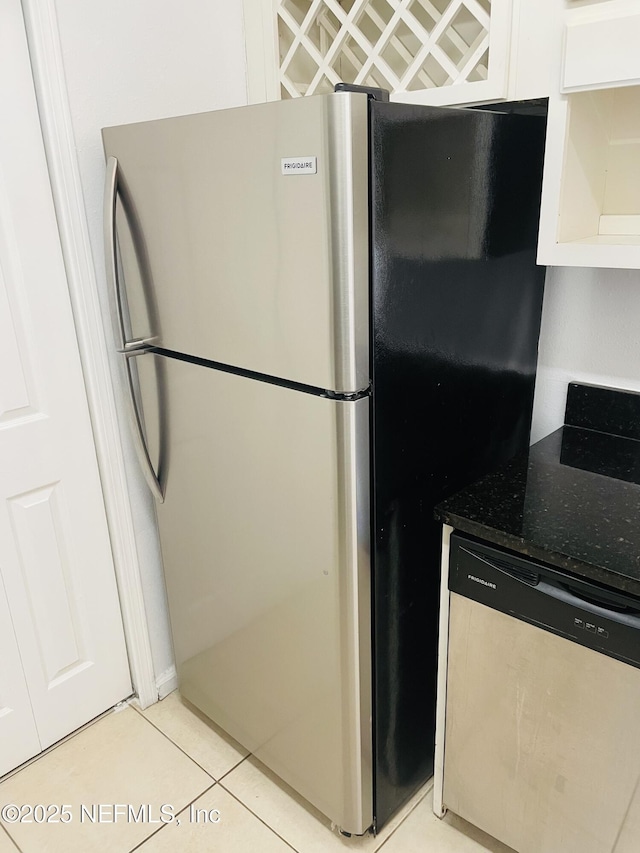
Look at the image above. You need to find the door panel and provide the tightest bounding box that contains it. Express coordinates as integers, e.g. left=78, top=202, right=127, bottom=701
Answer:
left=0, top=0, right=131, bottom=765
left=444, top=594, right=640, bottom=853
left=102, top=93, right=369, bottom=393
left=137, top=353, right=372, bottom=833
left=0, top=262, right=36, bottom=421
left=8, top=484, right=86, bottom=688
left=0, top=570, right=40, bottom=776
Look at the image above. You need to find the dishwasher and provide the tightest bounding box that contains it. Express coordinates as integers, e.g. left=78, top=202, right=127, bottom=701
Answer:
left=442, top=533, right=640, bottom=853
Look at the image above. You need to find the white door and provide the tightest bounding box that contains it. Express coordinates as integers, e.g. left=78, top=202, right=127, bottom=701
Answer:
left=0, top=0, right=132, bottom=775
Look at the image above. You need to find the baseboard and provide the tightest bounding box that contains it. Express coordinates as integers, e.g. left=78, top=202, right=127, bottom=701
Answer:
left=156, top=666, right=178, bottom=701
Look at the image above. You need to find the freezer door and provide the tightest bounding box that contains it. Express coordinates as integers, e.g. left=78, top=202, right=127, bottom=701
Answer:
left=102, top=93, right=369, bottom=394
left=136, top=353, right=372, bottom=834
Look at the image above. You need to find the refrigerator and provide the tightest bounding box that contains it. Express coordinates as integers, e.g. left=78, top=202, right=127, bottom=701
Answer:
left=102, top=89, right=546, bottom=836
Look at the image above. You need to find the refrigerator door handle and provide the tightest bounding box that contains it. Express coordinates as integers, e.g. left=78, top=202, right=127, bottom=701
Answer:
left=122, top=348, right=165, bottom=503
left=104, top=156, right=157, bottom=354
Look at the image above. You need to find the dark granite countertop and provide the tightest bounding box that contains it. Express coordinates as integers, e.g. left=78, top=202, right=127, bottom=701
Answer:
left=435, top=385, right=640, bottom=598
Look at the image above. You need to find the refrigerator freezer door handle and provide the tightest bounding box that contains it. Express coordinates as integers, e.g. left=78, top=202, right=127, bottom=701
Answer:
left=104, top=156, right=157, bottom=354
left=122, top=348, right=165, bottom=503
left=122, top=337, right=157, bottom=353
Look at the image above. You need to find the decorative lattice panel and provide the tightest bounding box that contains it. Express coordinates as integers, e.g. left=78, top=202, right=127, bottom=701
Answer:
left=277, top=0, right=491, bottom=98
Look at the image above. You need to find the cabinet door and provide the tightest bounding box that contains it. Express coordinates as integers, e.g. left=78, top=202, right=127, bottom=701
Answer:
left=244, top=0, right=511, bottom=106
left=563, top=1, right=640, bottom=93
left=536, top=0, right=640, bottom=269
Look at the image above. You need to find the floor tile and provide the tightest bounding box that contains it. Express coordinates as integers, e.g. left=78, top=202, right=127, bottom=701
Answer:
left=0, top=707, right=213, bottom=853
left=221, top=755, right=431, bottom=853
left=136, top=784, right=295, bottom=852
left=140, top=691, right=248, bottom=780
left=0, top=829, right=18, bottom=852
left=378, top=791, right=515, bottom=853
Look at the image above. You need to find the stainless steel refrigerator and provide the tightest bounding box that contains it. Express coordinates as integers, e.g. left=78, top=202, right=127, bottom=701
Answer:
left=102, top=89, right=546, bottom=835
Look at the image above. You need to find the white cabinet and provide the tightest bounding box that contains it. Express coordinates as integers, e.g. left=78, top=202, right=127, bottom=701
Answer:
left=243, top=0, right=563, bottom=105
left=244, top=0, right=515, bottom=106
left=562, top=1, right=640, bottom=93
left=538, top=87, right=640, bottom=268
left=243, top=0, right=640, bottom=269
left=538, top=0, right=640, bottom=268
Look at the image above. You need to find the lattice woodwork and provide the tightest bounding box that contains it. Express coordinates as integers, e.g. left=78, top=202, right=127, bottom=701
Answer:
left=277, top=0, right=491, bottom=98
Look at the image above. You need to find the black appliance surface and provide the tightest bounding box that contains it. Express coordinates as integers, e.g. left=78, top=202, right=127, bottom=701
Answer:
left=450, top=533, right=640, bottom=670
left=436, top=383, right=640, bottom=598
left=368, top=100, right=546, bottom=828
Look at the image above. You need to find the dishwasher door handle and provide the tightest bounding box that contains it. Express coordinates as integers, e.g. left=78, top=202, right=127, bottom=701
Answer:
left=455, top=540, right=640, bottom=628
left=537, top=577, right=640, bottom=628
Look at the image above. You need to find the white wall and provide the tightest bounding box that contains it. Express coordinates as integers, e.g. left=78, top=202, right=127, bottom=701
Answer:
left=53, top=0, right=248, bottom=682
left=532, top=265, right=640, bottom=443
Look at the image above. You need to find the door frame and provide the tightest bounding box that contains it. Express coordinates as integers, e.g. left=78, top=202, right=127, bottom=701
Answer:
left=20, top=0, right=157, bottom=708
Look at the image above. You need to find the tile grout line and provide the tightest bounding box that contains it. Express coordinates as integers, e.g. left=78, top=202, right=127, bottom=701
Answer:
left=216, top=763, right=434, bottom=852
left=0, top=701, right=133, bottom=786
left=130, top=704, right=249, bottom=783
left=127, top=782, right=217, bottom=852
left=133, top=703, right=366, bottom=850
left=374, top=782, right=435, bottom=852
left=131, top=697, right=298, bottom=847
left=132, top=702, right=296, bottom=851
left=0, top=822, right=22, bottom=853
left=215, top=753, right=251, bottom=782
left=134, top=699, right=432, bottom=852
left=217, top=782, right=301, bottom=853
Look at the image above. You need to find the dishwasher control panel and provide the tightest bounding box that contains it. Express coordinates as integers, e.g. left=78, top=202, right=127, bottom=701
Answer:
left=574, top=617, right=608, bottom=638
left=449, top=533, right=640, bottom=670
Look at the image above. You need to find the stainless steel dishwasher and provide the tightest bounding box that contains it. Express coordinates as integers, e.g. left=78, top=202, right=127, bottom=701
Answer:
left=442, top=533, right=640, bottom=853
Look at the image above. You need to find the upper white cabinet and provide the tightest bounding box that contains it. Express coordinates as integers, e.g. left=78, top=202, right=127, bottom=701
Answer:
left=538, top=0, right=640, bottom=268
left=562, top=1, right=640, bottom=93
left=243, top=0, right=640, bottom=269
left=276, top=0, right=509, bottom=105
left=244, top=0, right=519, bottom=106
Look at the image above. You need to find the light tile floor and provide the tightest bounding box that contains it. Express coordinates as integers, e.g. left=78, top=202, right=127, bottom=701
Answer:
left=0, top=692, right=513, bottom=852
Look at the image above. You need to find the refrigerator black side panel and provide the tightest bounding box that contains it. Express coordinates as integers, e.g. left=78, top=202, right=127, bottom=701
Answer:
left=369, top=101, right=546, bottom=829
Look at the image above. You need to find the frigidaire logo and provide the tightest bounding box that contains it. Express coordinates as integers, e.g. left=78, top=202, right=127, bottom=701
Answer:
left=283, top=161, right=313, bottom=170
left=468, top=574, right=496, bottom=589
left=281, top=156, right=317, bottom=175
